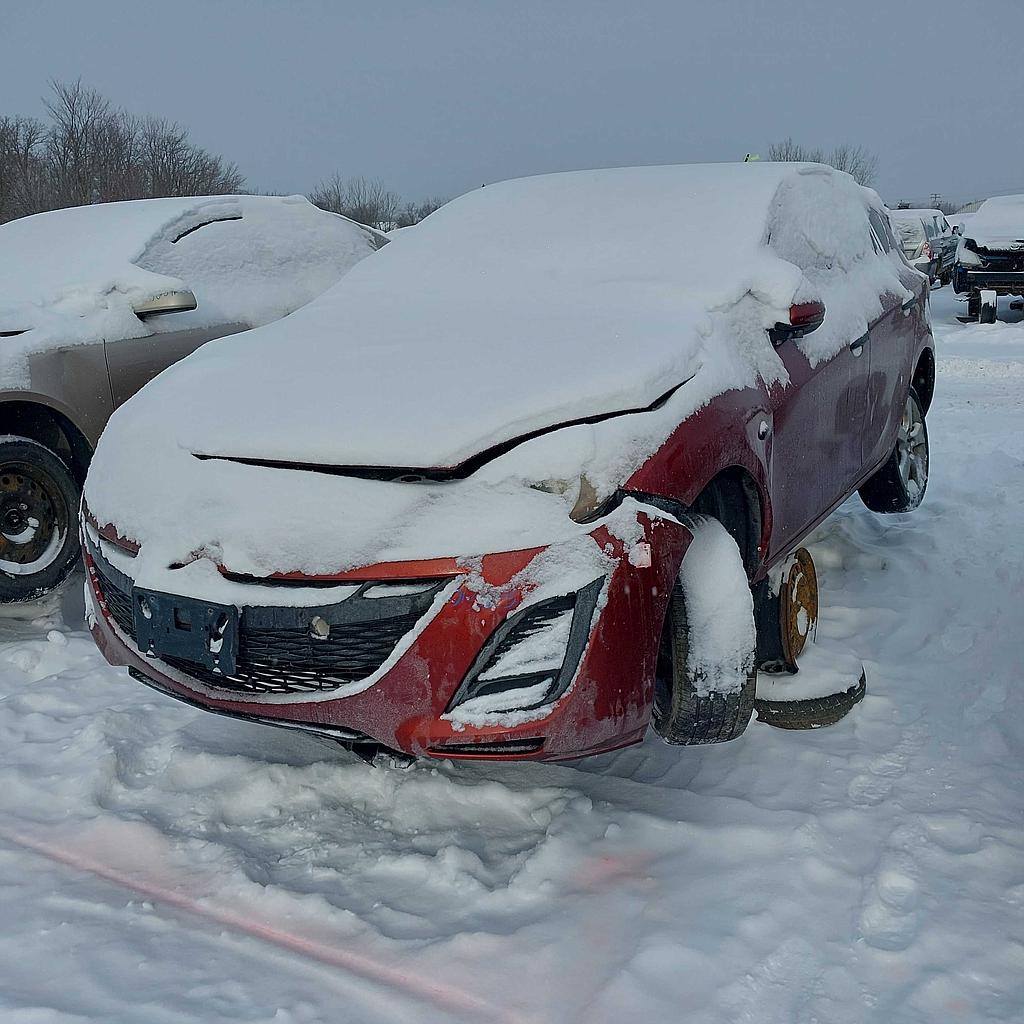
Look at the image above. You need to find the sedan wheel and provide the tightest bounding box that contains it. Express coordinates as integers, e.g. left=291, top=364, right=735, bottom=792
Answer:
left=653, top=516, right=757, bottom=745
left=858, top=387, right=929, bottom=514
left=0, top=438, right=81, bottom=602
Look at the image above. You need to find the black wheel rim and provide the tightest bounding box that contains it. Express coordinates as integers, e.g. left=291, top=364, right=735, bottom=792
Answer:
left=0, top=460, right=68, bottom=569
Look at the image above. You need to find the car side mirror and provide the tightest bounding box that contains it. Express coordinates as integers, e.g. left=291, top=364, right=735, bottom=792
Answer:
left=768, top=300, right=825, bottom=346
left=134, top=290, right=197, bottom=320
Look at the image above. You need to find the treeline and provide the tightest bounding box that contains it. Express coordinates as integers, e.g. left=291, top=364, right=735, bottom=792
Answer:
left=0, top=81, right=444, bottom=230
left=0, top=82, right=244, bottom=223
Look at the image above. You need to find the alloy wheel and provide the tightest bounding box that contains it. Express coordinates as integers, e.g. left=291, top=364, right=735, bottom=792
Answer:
left=896, top=394, right=928, bottom=499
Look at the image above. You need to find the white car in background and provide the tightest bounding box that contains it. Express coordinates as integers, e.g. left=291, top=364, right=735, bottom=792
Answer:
left=0, top=195, right=385, bottom=600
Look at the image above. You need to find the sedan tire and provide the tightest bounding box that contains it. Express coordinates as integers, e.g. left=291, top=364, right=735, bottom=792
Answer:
left=653, top=516, right=757, bottom=745
left=858, top=387, right=929, bottom=514
left=0, top=437, right=81, bottom=602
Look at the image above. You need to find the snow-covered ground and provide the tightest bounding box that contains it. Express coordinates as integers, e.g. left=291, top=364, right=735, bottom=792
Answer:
left=2, top=285, right=1023, bottom=1023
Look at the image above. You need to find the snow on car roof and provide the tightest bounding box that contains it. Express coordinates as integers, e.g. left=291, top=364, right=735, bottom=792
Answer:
left=888, top=208, right=942, bottom=219
left=0, top=194, right=383, bottom=387
left=966, top=194, right=1024, bottom=241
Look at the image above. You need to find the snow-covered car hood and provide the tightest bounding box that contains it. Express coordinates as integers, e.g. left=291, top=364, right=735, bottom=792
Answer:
left=115, top=165, right=812, bottom=473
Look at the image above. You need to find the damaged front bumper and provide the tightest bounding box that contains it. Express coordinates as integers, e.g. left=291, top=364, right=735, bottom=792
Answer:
left=84, top=503, right=691, bottom=761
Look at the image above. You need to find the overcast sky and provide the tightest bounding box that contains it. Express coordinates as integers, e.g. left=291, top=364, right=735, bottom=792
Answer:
left=4, top=0, right=1022, bottom=208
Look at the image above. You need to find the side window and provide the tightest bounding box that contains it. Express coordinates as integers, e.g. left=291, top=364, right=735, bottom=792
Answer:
left=867, top=207, right=894, bottom=253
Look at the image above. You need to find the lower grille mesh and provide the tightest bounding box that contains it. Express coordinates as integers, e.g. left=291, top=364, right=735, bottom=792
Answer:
left=91, top=552, right=442, bottom=695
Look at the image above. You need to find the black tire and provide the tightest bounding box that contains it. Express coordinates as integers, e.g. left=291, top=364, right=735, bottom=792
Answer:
left=755, top=671, right=866, bottom=729
left=979, top=294, right=997, bottom=324
left=653, top=517, right=757, bottom=745
left=0, top=437, right=81, bottom=602
left=859, top=387, right=929, bottom=514
left=967, top=291, right=980, bottom=319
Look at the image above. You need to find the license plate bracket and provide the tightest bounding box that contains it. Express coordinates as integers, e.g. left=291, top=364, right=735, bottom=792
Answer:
left=133, top=588, right=239, bottom=676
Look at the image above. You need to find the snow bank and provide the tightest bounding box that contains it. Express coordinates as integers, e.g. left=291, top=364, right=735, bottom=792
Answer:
left=0, top=195, right=382, bottom=387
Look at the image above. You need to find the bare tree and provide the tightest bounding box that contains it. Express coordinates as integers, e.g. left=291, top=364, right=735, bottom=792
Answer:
left=308, top=174, right=403, bottom=230
left=0, top=116, right=47, bottom=222
left=766, top=137, right=878, bottom=187
left=393, top=196, right=447, bottom=228
left=0, top=80, right=245, bottom=223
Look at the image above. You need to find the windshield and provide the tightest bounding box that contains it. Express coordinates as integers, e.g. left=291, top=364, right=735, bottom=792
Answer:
left=891, top=217, right=926, bottom=248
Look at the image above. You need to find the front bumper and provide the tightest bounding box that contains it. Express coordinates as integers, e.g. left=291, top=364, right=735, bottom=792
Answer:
left=85, top=509, right=690, bottom=761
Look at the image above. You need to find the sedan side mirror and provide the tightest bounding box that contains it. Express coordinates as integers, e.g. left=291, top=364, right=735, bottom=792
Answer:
left=768, top=300, right=825, bottom=346
left=134, top=290, right=197, bottom=320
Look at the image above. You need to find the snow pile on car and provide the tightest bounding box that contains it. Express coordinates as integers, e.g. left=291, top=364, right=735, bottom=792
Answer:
left=84, top=163, right=910, bottom=579
left=959, top=193, right=1024, bottom=246
left=0, top=195, right=382, bottom=387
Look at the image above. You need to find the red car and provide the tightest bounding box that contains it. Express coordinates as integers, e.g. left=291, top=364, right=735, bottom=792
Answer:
left=82, top=163, right=934, bottom=761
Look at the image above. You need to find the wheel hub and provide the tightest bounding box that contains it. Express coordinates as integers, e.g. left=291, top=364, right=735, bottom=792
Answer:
left=0, top=462, right=63, bottom=565
left=780, top=547, right=818, bottom=666
left=896, top=394, right=928, bottom=499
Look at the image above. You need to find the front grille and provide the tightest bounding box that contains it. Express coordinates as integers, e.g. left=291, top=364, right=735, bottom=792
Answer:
left=91, top=547, right=447, bottom=695
left=976, top=250, right=1024, bottom=272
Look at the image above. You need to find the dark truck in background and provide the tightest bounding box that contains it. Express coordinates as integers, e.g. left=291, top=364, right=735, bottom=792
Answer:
left=953, top=195, right=1024, bottom=322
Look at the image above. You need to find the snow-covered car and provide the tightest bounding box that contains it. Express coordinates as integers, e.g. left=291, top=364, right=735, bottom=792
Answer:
left=0, top=196, right=385, bottom=600
left=82, top=163, right=935, bottom=762
left=888, top=208, right=957, bottom=285
left=953, top=194, right=1024, bottom=322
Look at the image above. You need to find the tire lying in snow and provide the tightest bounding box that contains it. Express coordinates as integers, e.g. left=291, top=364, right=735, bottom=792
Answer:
left=755, top=670, right=866, bottom=729
left=653, top=515, right=757, bottom=745
left=0, top=437, right=80, bottom=602
left=859, top=387, right=929, bottom=514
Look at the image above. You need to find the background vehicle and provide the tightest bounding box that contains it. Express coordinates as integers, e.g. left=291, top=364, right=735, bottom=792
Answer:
left=82, top=163, right=934, bottom=763
left=888, top=208, right=957, bottom=284
left=953, top=194, right=1024, bottom=322
left=0, top=195, right=385, bottom=600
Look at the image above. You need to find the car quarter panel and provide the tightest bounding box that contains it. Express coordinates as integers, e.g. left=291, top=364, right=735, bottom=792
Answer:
left=105, top=322, right=250, bottom=409
left=20, top=344, right=114, bottom=447
left=624, top=384, right=773, bottom=564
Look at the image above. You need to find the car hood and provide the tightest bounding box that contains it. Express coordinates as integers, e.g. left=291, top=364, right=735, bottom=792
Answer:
left=127, top=172, right=803, bottom=471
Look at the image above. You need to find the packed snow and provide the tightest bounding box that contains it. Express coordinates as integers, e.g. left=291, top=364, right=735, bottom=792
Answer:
left=0, top=195, right=383, bottom=388
left=1, top=285, right=1023, bottom=1022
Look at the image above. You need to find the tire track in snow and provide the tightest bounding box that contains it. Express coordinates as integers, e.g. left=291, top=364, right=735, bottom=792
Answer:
left=0, top=818, right=526, bottom=1024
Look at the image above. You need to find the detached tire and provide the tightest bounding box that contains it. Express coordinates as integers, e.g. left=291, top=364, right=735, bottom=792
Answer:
left=653, top=516, right=757, bottom=745
left=0, top=438, right=80, bottom=603
left=859, top=387, right=929, bottom=514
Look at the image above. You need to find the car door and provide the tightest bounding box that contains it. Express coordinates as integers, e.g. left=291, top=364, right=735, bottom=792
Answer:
left=762, top=189, right=877, bottom=559
left=104, top=320, right=248, bottom=408
left=766, top=325, right=869, bottom=558
left=862, top=207, right=926, bottom=473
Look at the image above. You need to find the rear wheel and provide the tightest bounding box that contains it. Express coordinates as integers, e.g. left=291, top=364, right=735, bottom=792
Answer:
left=653, top=516, right=757, bottom=745
left=0, top=438, right=80, bottom=602
left=858, top=387, right=929, bottom=514
left=979, top=290, right=998, bottom=324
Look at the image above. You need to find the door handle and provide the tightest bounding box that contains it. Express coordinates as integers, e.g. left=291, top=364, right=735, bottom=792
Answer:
left=901, top=297, right=916, bottom=314
left=849, top=332, right=868, bottom=357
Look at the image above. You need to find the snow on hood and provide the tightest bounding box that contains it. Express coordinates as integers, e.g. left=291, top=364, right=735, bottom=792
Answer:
left=109, top=164, right=810, bottom=473
left=962, top=194, right=1024, bottom=249
left=85, top=163, right=907, bottom=576
left=0, top=195, right=382, bottom=387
